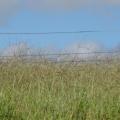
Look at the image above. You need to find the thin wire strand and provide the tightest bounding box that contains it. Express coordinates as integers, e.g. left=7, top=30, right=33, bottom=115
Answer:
left=0, top=58, right=116, bottom=64
left=0, top=31, right=101, bottom=35
left=0, top=50, right=119, bottom=58
left=0, top=30, right=120, bottom=35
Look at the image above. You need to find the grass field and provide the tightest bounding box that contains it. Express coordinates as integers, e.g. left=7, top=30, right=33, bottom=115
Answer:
left=0, top=61, right=120, bottom=120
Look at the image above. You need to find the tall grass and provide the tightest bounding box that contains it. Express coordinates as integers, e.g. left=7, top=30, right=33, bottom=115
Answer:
left=0, top=61, right=119, bottom=120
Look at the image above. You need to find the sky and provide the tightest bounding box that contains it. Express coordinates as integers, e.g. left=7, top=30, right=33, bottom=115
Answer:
left=0, top=0, right=120, bottom=52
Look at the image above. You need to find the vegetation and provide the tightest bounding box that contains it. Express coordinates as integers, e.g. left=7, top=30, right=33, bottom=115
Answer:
left=0, top=61, right=120, bottom=120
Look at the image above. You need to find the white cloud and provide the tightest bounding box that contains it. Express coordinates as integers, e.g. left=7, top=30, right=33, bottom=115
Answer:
left=26, top=0, right=120, bottom=11
left=3, top=42, right=30, bottom=57
left=0, top=0, right=21, bottom=25
left=58, top=41, right=104, bottom=61
left=26, top=0, right=90, bottom=10
left=0, top=0, right=120, bottom=25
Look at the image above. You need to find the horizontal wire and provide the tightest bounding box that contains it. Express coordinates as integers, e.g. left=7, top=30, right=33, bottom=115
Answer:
left=0, top=59, right=116, bottom=64
left=0, top=31, right=119, bottom=63
left=0, top=50, right=119, bottom=58
left=0, top=55, right=118, bottom=64
left=0, top=30, right=120, bottom=35
left=0, top=31, right=101, bottom=35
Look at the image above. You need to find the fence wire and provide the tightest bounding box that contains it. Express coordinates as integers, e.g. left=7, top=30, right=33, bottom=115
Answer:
left=0, top=51, right=119, bottom=64
left=0, top=32, right=120, bottom=64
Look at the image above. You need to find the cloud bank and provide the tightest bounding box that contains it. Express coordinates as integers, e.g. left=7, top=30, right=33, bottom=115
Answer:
left=26, top=0, right=120, bottom=11
left=0, top=0, right=21, bottom=25
left=0, top=0, right=120, bottom=24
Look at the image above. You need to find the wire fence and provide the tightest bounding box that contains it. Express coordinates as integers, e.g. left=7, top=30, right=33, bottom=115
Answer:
left=0, top=51, right=120, bottom=64
left=0, top=31, right=120, bottom=64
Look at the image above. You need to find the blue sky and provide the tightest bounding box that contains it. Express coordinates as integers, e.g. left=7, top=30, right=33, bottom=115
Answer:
left=0, top=0, right=120, bottom=51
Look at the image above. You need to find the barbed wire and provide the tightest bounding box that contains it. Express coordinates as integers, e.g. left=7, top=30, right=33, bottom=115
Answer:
left=0, top=58, right=117, bottom=64
left=0, top=31, right=120, bottom=64
left=0, top=50, right=119, bottom=58
left=0, top=51, right=119, bottom=64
